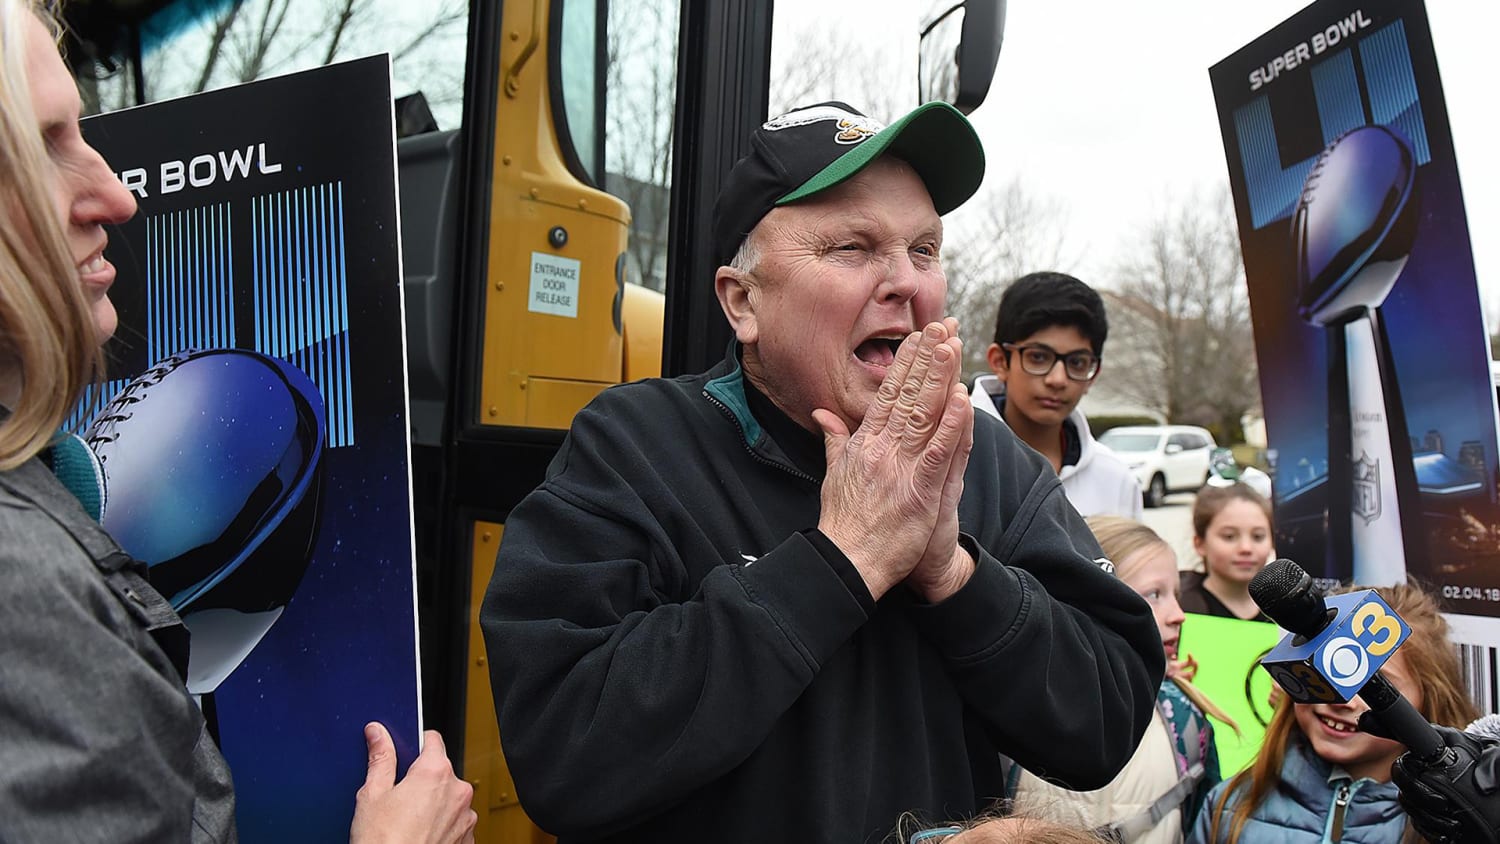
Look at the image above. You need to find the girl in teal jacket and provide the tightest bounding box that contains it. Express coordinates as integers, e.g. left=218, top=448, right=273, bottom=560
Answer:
left=1188, top=583, right=1476, bottom=843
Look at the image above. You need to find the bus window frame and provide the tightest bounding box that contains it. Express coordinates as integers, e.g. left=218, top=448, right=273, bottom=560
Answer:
left=547, top=0, right=607, bottom=189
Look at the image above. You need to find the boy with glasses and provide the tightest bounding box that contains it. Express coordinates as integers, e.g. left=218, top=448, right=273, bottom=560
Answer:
left=970, top=271, right=1143, bottom=518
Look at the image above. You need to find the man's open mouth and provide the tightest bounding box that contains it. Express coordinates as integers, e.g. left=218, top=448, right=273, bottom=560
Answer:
left=854, top=336, right=905, bottom=367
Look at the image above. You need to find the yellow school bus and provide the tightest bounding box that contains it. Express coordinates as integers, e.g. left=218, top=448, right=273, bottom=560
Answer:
left=64, top=0, right=1001, bottom=839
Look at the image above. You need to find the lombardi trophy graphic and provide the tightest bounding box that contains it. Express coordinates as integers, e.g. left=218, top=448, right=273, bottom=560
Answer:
left=1292, top=124, right=1424, bottom=585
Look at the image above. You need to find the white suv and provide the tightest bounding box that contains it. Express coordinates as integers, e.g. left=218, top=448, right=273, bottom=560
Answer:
left=1097, top=425, right=1218, bottom=508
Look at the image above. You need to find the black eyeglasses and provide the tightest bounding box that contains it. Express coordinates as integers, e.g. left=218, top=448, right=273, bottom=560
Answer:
left=1002, top=342, right=1100, bottom=382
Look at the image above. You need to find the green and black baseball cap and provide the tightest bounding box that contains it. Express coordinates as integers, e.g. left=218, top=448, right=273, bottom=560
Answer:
left=711, top=100, right=986, bottom=266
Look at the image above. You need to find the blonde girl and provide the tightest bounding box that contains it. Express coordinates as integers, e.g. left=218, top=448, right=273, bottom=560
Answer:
left=1011, top=516, right=1236, bottom=843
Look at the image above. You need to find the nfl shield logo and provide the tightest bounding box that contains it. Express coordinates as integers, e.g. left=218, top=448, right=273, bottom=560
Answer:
left=1351, top=452, right=1381, bottom=524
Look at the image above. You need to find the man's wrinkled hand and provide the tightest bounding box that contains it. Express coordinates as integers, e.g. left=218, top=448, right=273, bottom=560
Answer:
left=903, top=317, right=977, bottom=603
left=816, top=320, right=969, bottom=600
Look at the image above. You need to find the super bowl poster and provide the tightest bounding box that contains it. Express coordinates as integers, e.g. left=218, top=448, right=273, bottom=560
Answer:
left=1210, top=2, right=1500, bottom=622
left=79, top=56, right=420, bottom=841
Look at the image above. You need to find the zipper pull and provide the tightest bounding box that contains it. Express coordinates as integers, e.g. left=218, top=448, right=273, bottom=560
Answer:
left=1330, top=782, right=1351, bottom=842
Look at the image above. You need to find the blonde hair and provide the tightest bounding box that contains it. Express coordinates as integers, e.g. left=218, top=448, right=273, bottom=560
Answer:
left=1086, top=516, right=1166, bottom=581
left=1206, top=582, right=1478, bottom=844
left=0, top=0, right=103, bottom=470
left=890, top=810, right=1105, bottom=843
left=1086, top=515, right=1239, bottom=733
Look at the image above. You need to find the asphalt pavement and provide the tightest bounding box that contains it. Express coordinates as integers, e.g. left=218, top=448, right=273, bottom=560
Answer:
left=1140, top=492, right=1199, bottom=571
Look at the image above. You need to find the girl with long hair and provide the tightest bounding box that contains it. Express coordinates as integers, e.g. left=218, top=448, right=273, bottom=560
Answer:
left=1188, top=582, right=1478, bottom=842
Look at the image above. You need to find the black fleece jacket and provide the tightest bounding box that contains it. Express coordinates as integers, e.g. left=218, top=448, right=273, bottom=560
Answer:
left=480, top=349, right=1164, bottom=843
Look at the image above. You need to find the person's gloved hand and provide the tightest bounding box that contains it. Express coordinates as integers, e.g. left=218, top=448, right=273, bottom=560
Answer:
left=1359, top=713, right=1500, bottom=844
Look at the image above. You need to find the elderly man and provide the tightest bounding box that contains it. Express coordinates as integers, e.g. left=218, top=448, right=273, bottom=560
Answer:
left=481, top=101, right=1163, bottom=843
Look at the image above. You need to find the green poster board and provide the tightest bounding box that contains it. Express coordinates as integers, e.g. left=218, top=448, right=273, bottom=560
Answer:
left=1178, top=613, right=1284, bottom=775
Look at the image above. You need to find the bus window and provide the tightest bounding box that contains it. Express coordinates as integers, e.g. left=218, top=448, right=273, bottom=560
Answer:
left=603, top=0, right=679, bottom=294
left=77, top=0, right=469, bottom=129
left=555, top=0, right=604, bottom=187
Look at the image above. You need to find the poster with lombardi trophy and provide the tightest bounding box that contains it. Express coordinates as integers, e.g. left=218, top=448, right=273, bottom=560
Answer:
left=1210, top=0, right=1500, bottom=644
left=77, top=56, right=420, bottom=841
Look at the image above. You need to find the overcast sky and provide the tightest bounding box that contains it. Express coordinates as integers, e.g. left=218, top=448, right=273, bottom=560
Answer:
left=775, top=0, right=1499, bottom=315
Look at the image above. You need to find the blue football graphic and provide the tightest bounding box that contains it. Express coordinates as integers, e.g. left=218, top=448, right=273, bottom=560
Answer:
left=1292, top=124, right=1419, bottom=326
left=84, top=348, right=326, bottom=692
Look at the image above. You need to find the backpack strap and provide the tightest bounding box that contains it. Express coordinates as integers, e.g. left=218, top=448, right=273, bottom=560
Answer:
left=1001, top=753, right=1022, bottom=800
left=1098, top=687, right=1207, bottom=841
left=1167, top=687, right=1205, bottom=772
left=1103, top=761, right=1206, bottom=841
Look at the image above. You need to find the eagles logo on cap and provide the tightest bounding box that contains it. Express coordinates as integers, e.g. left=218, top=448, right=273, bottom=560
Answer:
left=834, top=118, right=877, bottom=144
left=762, top=104, right=885, bottom=145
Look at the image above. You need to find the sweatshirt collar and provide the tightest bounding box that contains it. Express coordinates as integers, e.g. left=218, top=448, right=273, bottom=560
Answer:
left=703, top=343, right=824, bottom=480
left=741, top=373, right=825, bottom=478
left=972, top=375, right=1082, bottom=468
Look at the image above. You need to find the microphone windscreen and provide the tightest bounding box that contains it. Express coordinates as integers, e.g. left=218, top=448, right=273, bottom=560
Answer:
left=1250, top=558, right=1309, bottom=608
left=1466, top=713, right=1500, bottom=741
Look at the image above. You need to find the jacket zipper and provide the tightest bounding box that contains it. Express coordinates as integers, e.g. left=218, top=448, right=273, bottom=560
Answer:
left=702, top=391, right=820, bottom=484
left=1329, top=782, right=1351, bottom=842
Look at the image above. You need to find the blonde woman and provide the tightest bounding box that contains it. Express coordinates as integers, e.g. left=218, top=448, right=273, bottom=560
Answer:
left=1011, top=516, right=1236, bottom=843
left=0, top=2, right=474, bottom=839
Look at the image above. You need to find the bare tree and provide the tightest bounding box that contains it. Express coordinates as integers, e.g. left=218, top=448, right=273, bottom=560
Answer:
left=320, top=0, right=360, bottom=67
left=604, top=8, right=915, bottom=293
left=606, top=0, right=678, bottom=292
left=602, top=6, right=1071, bottom=341
left=89, top=0, right=468, bottom=128
left=1105, top=189, right=1259, bottom=440
left=194, top=0, right=245, bottom=93
left=768, top=20, right=908, bottom=119
left=241, top=0, right=291, bottom=81
left=941, top=176, right=1074, bottom=378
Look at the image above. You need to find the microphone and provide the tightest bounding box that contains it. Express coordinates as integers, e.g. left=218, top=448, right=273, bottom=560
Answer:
left=1249, top=558, right=1447, bottom=763
left=1470, top=715, right=1500, bottom=741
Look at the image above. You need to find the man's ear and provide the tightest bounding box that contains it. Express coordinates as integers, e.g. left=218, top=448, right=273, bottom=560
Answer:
left=984, top=342, right=1008, bottom=382
left=715, top=267, right=759, bottom=345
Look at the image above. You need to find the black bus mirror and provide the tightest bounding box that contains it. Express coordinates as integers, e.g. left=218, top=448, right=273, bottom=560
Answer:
left=918, top=0, right=1005, bottom=115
